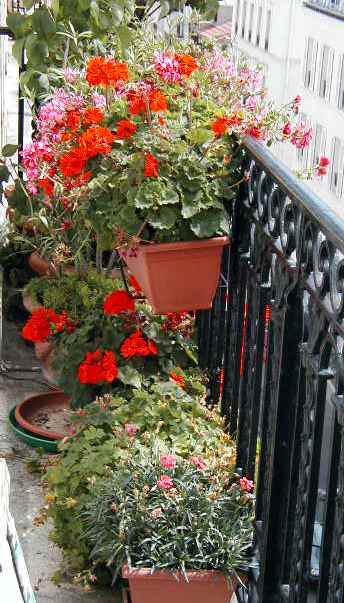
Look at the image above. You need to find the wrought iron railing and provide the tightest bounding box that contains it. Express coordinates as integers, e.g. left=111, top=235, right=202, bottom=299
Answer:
left=198, top=137, right=344, bottom=602
left=304, top=0, right=344, bottom=18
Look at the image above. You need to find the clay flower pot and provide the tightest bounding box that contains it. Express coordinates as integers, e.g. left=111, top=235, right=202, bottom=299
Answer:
left=22, top=294, right=42, bottom=314
left=28, top=252, right=57, bottom=276
left=122, top=566, right=236, bottom=603
left=34, top=341, right=57, bottom=384
left=121, top=237, right=229, bottom=314
left=15, top=391, right=71, bottom=440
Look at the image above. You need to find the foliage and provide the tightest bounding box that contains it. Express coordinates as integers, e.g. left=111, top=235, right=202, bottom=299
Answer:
left=1, top=32, right=319, bottom=268
left=44, top=382, right=234, bottom=573
left=23, top=271, right=121, bottom=321
left=7, top=1, right=218, bottom=100
left=82, top=446, right=253, bottom=579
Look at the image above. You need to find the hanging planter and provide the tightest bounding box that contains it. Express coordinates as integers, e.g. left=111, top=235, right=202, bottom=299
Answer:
left=122, top=566, right=236, bottom=603
left=121, top=237, right=229, bottom=314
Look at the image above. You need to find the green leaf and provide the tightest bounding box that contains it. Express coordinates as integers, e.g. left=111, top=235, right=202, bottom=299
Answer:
left=147, top=206, right=176, bottom=230
left=26, top=39, right=49, bottom=66
left=12, top=38, right=25, bottom=63
left=159, top=1, right=170, bottom=17
left=51, top=0, right=60, bottom=18
left=110, top=3, right=124, bottom=25
left=0, top=164, right=10, bottom=182
left=190, top=210, right=226, bottom=238
left=118, top=366, right=142, bottom=389
left=187, top=128, right=213, bottom=146
left=2, top=144, right=18, bottom=158
left=7, top=13, right=27, bottom=37
left=23, top=0, right=35, bottom=8
left=32, top=8, right=56, bottom=38
left=117, top=25, right=133, bottom=53
left=90, top=1, right=100, bottom=25
left=78, top=0, right=91, bottom=9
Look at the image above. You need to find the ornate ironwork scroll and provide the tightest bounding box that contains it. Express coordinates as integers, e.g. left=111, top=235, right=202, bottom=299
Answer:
left=198, top=137, right=344, bottom=602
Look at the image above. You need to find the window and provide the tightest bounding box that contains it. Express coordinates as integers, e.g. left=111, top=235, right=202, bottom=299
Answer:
left=312, top=124, right=327, bottom=165
left=265, top=9, right=271, bottom=51
left=248, top=3, right=254, bottom=42
left=256, top=6, right=262, bottom=47
left=235, top=0, right=241, bottom=36
left=298, top=113, right=312, bottom=169
left=241, top=1, right=247, bottom=37
left=338, top=56, right=344, bottom=110
left=329, top=138, right=344, bottom=197
left=318, top=46, right=334, bottom=101
left=303, top=38, right=319, bottom=91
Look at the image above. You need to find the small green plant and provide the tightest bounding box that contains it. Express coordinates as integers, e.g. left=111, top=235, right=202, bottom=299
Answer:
left=82, top=446, right=253, bottom=580
left=44, top=380, right=234, bottom=573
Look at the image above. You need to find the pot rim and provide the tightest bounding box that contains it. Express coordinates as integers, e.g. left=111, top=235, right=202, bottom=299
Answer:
left=121, top=236, right=230, bottom=256
left=15, top=391, right=71, bottom=441
left=122, top=564, right=235, bottom=582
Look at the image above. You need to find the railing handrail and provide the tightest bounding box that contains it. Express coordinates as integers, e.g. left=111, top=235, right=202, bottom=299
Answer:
left=244, top=136, right=344, bottom=255
left=303, top=0, right=344, bottom=19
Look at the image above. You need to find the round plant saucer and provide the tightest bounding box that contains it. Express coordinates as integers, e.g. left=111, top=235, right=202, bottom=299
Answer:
left=15, top=391, right=72, bottom=441
left=8, top=407, right=59, bottom=453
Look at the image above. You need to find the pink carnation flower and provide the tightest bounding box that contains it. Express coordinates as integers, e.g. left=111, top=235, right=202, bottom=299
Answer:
left=125, top=423, right=138, bottom=438
left=157, top=475, right=174, bottom=490
left=191, top=457, right=207, bottom=471
left=160, top=455, right=177, bottom=470
left=240, top=477, right=254, bottom=493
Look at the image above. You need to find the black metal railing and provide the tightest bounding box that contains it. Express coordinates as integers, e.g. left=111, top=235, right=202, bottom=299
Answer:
left=198, top=137, right=344, bottom=602
left=304, top=0, right=344, bottom=18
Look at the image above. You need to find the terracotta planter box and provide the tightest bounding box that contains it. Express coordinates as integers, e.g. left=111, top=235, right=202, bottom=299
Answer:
left=121, top=237, right=229, bottom=314
left=122, top=566, right=236, bottom=603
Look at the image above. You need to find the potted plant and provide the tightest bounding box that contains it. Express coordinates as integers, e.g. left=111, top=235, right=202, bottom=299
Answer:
left=82, top=448, right=254, bottom=602
left=43, top=380, right=235, bottom=576
left=1, top=32, right=320, bottom=312
left=21, top=280, right=197, bottom=407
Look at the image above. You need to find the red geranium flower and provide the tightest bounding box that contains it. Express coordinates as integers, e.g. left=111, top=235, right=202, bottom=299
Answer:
left=144, top=153, right=159, bottom=178
left=66, top=109, right=81, bottom=132
left=59, top=148, right=86, bottom=178
left=78, top=349, right=118, bottom=385
left=211, top=117, right=232, bottom=137
left=175, top=54, right=198, bottom=77
left=82, top=107, right=104, bottom=126
left=78, top=126, right=115, bottom=159
left=38, top=178, right=54, bottom=197
left=86, top=57, right=129, bottom=87
left=116, top=119, right=137, bottom=140
left=120, top=331, right=158, bottom=359
left=21, top=308, right=72, bottom=343
left=170, top=372, right=185, bottom=388
left=149, top=90, right=168, bottom=113
left=128, top=92, right=147, bottom=116
left=103, top=291, right=136, bottom=315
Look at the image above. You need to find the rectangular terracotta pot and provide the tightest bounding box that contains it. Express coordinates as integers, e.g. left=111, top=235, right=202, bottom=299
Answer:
left=122, top=566, right=236, bottom=603
left=121, top=237, right=229, bottom=314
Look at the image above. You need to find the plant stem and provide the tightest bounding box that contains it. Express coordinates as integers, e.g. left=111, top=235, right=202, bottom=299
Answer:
left=96, top=238, right=102, bottom=274
left=136, top=220, right=148, bottom=239
left=63, top=37, right=70, bottom=71
left=106, top=250, right=117, bottom=275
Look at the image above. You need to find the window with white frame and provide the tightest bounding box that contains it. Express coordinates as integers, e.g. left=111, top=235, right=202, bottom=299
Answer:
left=303, top=38, right=319, bottom=91
left=248, top=3, right=254, bottom=43
left=329, top=138, right=344, bottom=198
left=235, top=0, right=241, bottom=36
left=265, top=9, right=271, bottom=51
left=338, top=56, right=344, bottom=111
left=241, top=1, right=247, bottom=37
left=298, top=113, right=313, bottom=169
left=318, top=46, right=334, bottom=101
left=256, top=6, right=262, bottom=47
left=312, top=124, right=327, bottom=166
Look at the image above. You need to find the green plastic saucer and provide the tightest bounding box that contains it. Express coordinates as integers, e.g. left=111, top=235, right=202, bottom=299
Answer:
left=8, top=407, right=60, bottom=454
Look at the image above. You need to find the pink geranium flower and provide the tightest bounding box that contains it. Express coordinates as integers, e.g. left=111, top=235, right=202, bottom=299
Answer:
left=191, top=457, right=207, bottom=471
left=125, top=423, right=138, bottom=438
left=240, top=477, right=254, bottom=493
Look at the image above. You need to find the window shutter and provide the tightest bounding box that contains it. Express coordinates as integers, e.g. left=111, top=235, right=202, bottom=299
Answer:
left=325, top=48, right=334, bottom=102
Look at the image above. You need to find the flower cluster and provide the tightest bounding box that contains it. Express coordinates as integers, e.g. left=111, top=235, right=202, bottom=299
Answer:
left=22, top=308, right=74, bottom=342
left=103, top=291, right=135, bottom=315
left=120, top=331, right=158, bottom=359
left=154, top=52, right=198, bottom=83
left=78, top=350, right=118, bottom=385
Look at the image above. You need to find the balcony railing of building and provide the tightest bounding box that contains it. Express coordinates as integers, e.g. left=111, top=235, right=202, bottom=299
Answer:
left=198, top=137, right=344, bottom=602
left=304, top=0, right=344, bottom=18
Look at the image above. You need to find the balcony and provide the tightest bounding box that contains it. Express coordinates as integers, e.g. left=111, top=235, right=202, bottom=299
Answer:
left=304, top=0, right=344, bottom=18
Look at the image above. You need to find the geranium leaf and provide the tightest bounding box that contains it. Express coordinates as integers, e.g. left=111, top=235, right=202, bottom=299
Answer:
left=118, top=366, right=142, bottom=389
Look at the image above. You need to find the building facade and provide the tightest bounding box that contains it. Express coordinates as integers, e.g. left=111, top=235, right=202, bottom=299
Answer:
left=228, top=0, right=344, bottom=216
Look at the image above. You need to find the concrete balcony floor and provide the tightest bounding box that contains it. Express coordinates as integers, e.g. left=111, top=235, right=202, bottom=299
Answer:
left=0, top=319, right=120, bottom=603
